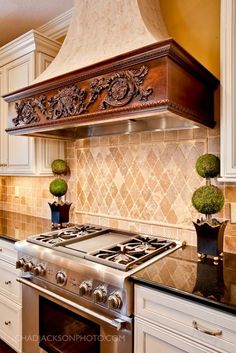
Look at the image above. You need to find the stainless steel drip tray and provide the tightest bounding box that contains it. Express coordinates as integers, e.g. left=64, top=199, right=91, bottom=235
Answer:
left=63, top=231, right=133, bottom=254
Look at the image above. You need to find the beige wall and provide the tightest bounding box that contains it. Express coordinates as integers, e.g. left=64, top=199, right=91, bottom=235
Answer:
left=160, top=0, right=220, bottom=78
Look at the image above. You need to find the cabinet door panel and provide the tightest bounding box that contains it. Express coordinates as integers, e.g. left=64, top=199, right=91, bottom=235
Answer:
left=135, top=318, right=219, bottom=353
left=36, top=138, right=65, bottom=175
left=0, top=239, right=17, bottom=264
left=0, top=261, right=21, bottom=304
left=135, top=285, right=236, bottom=353
left=0, top=294, right=21, bottom=352
left=7, top=58, right=33, bottom=92
left=1, top=54, right=35, bottom=175
left=0, top=32, right=64, bottom=176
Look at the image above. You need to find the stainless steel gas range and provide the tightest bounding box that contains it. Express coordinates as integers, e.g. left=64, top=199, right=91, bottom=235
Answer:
left=15, top=224, right=183, bottom=353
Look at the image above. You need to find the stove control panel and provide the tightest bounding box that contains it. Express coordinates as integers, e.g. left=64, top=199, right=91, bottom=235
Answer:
left=32, top=264, right=46, bottom=276
left=56, top=271, right=67, bottom=286
left=93, top=285, right=107, bottom=303
left=78, top=280, right=92, bottom=296
left=23, top=261, right=34, bottom=272
left=108, top=292, right=122, bottom=310
left=16, top=258, right=25, bottom=269
left=16, top=258, right=47, bottom=277
left=16, top=255, right=125, bottom=313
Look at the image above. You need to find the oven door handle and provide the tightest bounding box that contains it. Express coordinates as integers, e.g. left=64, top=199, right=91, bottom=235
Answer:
left=17, top=277, right=128, bottom=331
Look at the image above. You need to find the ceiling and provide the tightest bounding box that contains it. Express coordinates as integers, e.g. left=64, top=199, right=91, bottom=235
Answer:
left=0, top=0, right=74, bottom=47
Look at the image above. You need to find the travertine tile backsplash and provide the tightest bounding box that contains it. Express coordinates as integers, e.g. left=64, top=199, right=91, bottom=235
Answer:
left=0, top=126, right=236, bottom=252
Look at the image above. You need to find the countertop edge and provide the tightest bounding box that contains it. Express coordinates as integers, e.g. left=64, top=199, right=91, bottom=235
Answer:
left=0, top=234, right=18, bottom=242
left=131, top=276, right=236, bottom=316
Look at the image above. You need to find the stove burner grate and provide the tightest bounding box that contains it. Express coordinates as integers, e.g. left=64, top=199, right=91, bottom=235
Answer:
left=28, top=224, right=106, bottom=247
left=88, top=235, right=177, bottom=270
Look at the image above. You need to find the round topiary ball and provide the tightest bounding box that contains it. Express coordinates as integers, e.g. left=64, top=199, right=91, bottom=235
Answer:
left=51, top=159, right=68, bottom=175
left=49, top=178, right=68, bottom=197
left=192, top=185, right=224, bottom=215
left=195, top=154, right=220, bottom=178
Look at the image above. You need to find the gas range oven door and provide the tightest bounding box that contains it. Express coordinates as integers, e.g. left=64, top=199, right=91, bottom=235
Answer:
left=18, top=278, right=132, bottom=353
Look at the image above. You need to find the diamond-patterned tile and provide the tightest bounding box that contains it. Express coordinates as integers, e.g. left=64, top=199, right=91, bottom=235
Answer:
left=1, top=129, right=236, bottom=253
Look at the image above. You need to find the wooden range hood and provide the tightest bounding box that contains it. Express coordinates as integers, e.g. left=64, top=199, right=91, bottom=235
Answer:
left=3, top=38, right=219, bottom=140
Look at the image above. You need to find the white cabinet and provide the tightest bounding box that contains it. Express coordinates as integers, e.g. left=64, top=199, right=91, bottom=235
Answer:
left=0, top=238, right=22, bottom=352
left=220, top=0, right=236, bottom=181
left=0, top=30, right=65, bottom=176
left=134, top=285, right=236, bottom=353
left=135, top=318, right=218, bottom=353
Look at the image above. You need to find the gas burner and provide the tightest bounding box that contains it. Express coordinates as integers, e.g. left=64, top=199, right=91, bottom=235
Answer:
left=28, top=224, right=107, bottom=248
left=88, top=235, right=177, bottom=271
left=96, top=245, right=139, bottom=265
left=116, top=236, right=169, bottom=254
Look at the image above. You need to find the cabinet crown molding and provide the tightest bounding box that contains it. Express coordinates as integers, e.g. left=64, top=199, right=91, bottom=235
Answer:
left=37, top=8, right=73, bottom=40
left=0, top=30, right=61, bottom=68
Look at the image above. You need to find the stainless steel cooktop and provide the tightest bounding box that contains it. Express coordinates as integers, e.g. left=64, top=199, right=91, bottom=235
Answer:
left=27, top=224, right=178, bottom=271
left=16, top=223, right=183, bottom=317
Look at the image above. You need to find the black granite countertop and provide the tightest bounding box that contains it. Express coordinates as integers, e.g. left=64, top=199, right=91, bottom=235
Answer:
left=0, top=210, right=53, bottom=242
left=132, top=246, right=236, bottom=315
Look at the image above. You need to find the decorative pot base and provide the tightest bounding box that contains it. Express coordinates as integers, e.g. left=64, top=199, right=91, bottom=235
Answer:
left=197, top=251, right=223, bottom=264
left=48, top=201, right=72, bottom=228
left=193, top=219, right=228, bottom=259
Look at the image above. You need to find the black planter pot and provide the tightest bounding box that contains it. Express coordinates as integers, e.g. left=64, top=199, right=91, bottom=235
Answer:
left=193, top=220, right=228, bottom=259
left=48, top=201, right=72, bottom=227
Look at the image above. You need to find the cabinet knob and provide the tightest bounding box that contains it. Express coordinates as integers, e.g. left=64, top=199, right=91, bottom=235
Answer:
left=5, top=280, right=11, bottom=285
left=4, top=321, right=11, bottom=326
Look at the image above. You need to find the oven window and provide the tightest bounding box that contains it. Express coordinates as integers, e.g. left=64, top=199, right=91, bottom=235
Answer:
left=39, top=297, right=100, bottom=353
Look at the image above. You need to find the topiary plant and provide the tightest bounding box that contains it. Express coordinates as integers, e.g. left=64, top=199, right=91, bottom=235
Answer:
left=49, top=159, right=68, bottom=204
left=195, top=153, right=220, bottom=178
left=192, top=185, right=224, bottom=216
left=48, top=159, right=71, bottom=227
left=192, top=153, right=228, bottom=259
left=51, top=159, right=68, bottom=175
left=192, top=153, right=223, bottom=223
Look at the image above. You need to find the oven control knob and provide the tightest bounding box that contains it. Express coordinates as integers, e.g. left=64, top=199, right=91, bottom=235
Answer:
left=23, top=261, right=33, bottom=272
left=79, top=281, right=92, bottom=296
left=93, top=286, right=107, bottom=303
left=16, top=258, right=25, bottom=269
left=108, top=292, right=122, bottom=310
left=56, top=271, right=67, bottom=286
left=32, top=264, right=46, bottom=276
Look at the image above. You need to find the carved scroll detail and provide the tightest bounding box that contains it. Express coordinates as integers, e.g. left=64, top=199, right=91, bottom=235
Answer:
left=13, top=65, right=153, bottom=127
left=13, top=99, right=40, bottom=126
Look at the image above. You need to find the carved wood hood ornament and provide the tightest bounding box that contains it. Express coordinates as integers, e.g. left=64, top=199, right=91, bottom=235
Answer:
left=2, top=0, right=219, bottom=140
left=13, top=66, right=153, bottom=127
